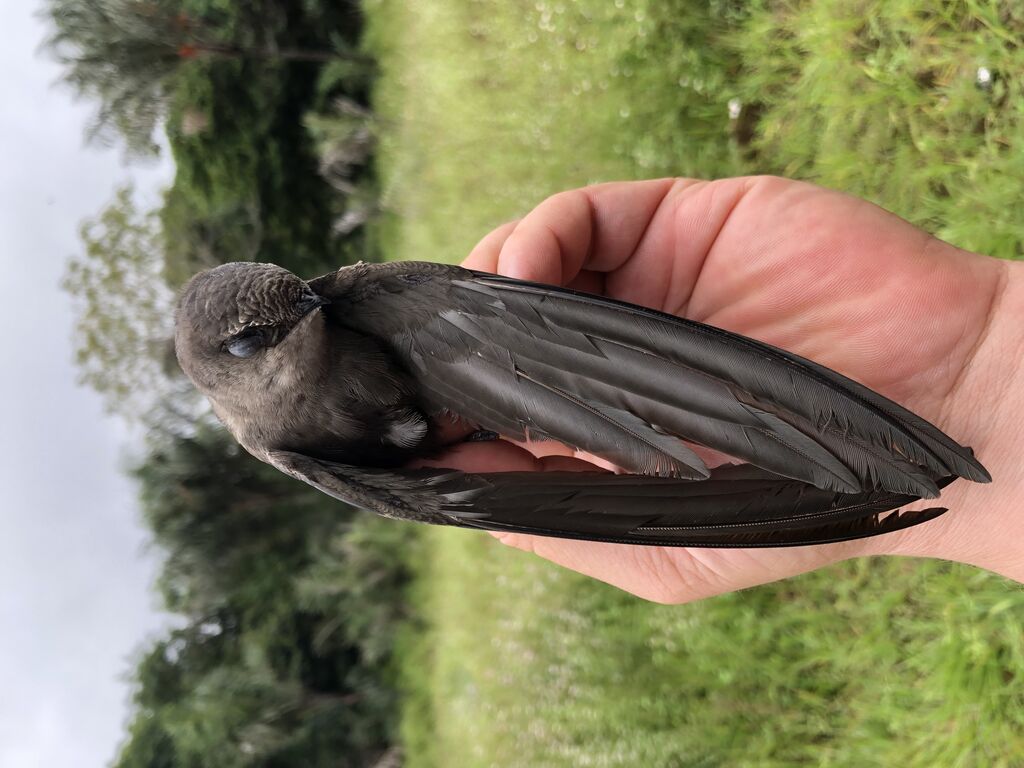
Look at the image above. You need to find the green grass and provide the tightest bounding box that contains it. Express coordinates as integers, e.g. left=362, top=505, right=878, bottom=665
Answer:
left=362, top=1, right=1024, bottom=764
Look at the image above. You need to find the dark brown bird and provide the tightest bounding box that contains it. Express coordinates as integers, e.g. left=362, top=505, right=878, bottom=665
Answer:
left=173, top=260, right=990, bottom=547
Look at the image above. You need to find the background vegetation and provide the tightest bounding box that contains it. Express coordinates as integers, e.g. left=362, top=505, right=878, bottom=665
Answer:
left=368, top=2, right=1024, bottom=766
left=50, top=0, right=1024, bottom=766
left=53, top=2, right=404, bottom=766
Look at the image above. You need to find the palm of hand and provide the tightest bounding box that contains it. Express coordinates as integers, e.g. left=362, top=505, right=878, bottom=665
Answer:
left=433, top=177, right=1004, bottom=603
left=654, top=178, right=992, bottom=414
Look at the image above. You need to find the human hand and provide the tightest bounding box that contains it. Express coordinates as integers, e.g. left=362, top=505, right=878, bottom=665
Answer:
left=436, top=176, right=1024, bottom=603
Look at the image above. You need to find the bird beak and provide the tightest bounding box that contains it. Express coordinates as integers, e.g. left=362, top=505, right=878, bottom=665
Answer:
left=296, top=292, right=330, bottom=316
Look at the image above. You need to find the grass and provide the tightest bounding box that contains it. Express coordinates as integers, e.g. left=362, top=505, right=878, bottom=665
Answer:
left=361, top=1, right=1024, bottom=764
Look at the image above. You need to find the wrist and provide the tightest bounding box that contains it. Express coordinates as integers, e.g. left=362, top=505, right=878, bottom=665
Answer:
left=867, top=257, right=1024, bottom=579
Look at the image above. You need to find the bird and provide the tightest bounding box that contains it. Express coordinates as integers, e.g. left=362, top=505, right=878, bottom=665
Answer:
left=173, top=260, right=990, bottom=548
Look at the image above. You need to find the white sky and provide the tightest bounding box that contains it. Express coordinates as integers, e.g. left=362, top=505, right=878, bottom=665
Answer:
left=0, top=4, right=177, bottom=766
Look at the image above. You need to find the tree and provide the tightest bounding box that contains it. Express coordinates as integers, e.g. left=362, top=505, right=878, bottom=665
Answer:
left=46, top=0, right=372, bottom=156
left=159, top=51, right=369, bottom=281
left=48, top=0, right=179, bottom=154
left=306, top=98, right=382, bottom=235
left=116, top=636, right=390, bottom=767
left=134, top=424, right=342, bottom=615
left=62, top=184, right=194, bottom=425
left=114, top=425, right=404, bottom=767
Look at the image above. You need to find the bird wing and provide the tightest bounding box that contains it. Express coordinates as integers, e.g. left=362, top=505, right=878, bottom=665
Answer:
left=267, top=450, right=950, bottom=547
left=309, top=261, right=989, bottom=497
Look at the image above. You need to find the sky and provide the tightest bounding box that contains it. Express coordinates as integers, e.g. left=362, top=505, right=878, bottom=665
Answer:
left=0, top=4, right=177, bottom=766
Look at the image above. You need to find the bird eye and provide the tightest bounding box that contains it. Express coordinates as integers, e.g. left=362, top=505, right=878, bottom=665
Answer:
left=225, top=330, right=265, bottom=358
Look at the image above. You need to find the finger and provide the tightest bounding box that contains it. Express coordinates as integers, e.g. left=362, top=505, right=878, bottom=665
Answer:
left=507, top=436, right=624, bottom=473
left=603, top=176, right=758, bottom=311
left=413, top=439, right=606, bottom=474
left=509, top=437, right=577, bottom=459
left=496, top=179, right=680, bottom=284
left=412, top=439, right=540, bottom=472
left=463, top=219, right=520, bottom=272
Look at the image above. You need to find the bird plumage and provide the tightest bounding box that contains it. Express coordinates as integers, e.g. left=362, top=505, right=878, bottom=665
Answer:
left=173, top=260, right=990, bottom=547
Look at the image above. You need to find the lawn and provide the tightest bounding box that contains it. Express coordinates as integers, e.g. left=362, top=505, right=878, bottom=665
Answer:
left=363, top=1, right=1024, bottom=765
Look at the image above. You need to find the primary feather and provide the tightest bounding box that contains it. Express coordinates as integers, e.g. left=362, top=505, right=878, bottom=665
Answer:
left=268, top=452, right=953, bottom=548
left=314, top=262, right=987, bottom=498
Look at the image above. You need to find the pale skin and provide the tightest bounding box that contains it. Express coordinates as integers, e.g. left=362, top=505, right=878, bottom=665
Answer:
left=421, top=176, right=1024, bottom=604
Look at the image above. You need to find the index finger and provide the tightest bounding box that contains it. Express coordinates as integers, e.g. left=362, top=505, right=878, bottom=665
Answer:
left=463, top=178, right=680, bottom=284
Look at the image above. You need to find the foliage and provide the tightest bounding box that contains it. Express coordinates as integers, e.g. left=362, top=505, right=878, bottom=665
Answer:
left=48, top=0, right=190, bottom=155
left=305, top=97, right=381, bottom=235
left=730, top=0, right=1024, bottom=259
left=401, top=531, right=1024, bottom=767
left=160, top=55, right=342, bottom=284
left=62, top=185, right=187, bottom=422
left=49, top=2, right=411, bottom=765
left=46, top=0, right=371, bottom=156
left=364, top=0, right=1024, bottom=765
left=135, top=424, right=336, bottom=615
left=60, top=0, right=378, bottom=422
left=154, top=2, right=377, bottom=285
left=57, top=0, right=1024, bottom=763
left=115, top=425, right=411, bottom=767
left=297, top=515, right=419, bottom=668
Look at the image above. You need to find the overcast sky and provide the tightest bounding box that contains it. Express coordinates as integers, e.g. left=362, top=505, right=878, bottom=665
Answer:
left=0, top=4, right=177, bottom=766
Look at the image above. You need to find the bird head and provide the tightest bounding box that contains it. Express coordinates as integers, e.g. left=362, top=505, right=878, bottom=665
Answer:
left=174, top=262, right=329, bottom=398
